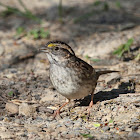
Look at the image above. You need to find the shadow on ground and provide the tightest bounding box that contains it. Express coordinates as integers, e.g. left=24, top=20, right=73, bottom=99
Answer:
left=76, top=81, right=135, bottom=106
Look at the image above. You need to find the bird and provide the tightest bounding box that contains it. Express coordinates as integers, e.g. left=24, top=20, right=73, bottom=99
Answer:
left=40, top=40, right=118, bottom=117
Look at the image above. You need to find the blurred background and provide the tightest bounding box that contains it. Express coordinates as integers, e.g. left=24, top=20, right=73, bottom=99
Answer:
left=0, top=0, right=139, bottom=72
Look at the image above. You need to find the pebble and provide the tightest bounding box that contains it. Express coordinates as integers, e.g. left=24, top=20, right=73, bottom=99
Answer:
left=102, top=126, right=110, bottom=131
left=65, top=132, right=75, bottom=139
left=0, top=131, right=15, bottom=139
left=0, top=116, right=3, bottom=121
left=128, top=132, right=140, bottom=138
left=125, top=127, right=132, bottom=132
left=0, top=46, right=4, bottom=56
left=5, top=102, right=19, bottom=114
left=15, top=119, right=21, bottom=124
left=19, top=103, right=36, bottom=116
left=61, top=131, right=68, bottom=136
left=35, top=117, right=44, bottom=122
left=74, top=122, right=82, bottom=127
left=132, top=125, right=139, bottom=131
left=131, top=118, right=138, bottom=123
left=119, top=126, right=125, bottom=131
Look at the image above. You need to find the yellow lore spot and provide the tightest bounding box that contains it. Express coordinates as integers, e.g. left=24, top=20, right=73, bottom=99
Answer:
left=48, top=43, right=56, bottom=47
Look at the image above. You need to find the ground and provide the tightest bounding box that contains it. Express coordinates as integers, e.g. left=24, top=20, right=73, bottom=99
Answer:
left=0, top=0, right=140, bottom=139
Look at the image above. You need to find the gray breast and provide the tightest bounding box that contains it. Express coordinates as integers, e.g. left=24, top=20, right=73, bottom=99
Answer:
left=49, top=64, right=95, bottom=99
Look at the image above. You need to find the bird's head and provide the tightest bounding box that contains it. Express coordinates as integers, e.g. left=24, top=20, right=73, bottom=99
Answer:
left=40, top=41, right=75, bottom=65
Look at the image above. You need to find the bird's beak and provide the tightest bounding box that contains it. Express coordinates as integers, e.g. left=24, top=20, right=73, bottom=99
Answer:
left=39, top=46, right=49, bottom=53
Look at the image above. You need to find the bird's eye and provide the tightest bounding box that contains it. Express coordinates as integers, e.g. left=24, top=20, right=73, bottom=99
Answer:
left=55, top=47, right=59, bottom=51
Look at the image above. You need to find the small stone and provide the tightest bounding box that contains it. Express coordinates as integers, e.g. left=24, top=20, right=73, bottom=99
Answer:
left=5, top=102, right=19, bottom=114
left=132, top=125, right=139, bottom=131
left=0, top=46, right=4, bottom=56
left=40, top=94, right=54, bottom=103
left=38, top=106, right=54, bottom=114
left=0, top=131, right=15, bottom=139
left=65, top=132, right=75, bottom=138
left=25, top=124, right=41, bottom=133
left=64, top=120, right=74, bottom=127
left=0, top=116, right=3, bottom=121
left=125, top=127, right=132, bottom=132
left=102, top=126, right=110, bottom=131
left=56, top=126, right=67, bottom=132
left=19, top=103, right=36, bottom=116
left=48, top=122, right=58, bottom=129
left=73, top=131, right=80, bottom=137
left=131, top=118, right=138, bottom=123
left=35, top=117, right=44, bottom=122
left=61, top=131, right=68, bottom=136
left=119, top=126, right=125, bottom=131
left=15, top=119, right=21, bottom=124
left=102, top=115, right=111, bottom=122
left=128, top=132, right=140, bottom=138
left=51, top=131, right=59, bottom=137
left=74, top=122, right=82, bottom=128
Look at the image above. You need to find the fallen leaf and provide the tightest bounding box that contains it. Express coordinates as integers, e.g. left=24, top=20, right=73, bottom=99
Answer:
left=109, top=119, right=113, bottom=123
left=93, top=123, right=100, bottom=127
left=80, top=133, right=93, bottom=138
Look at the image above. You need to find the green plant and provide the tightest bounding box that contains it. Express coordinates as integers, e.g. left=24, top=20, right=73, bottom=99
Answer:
left=80, top=133, right=93, bottom=138
left=103, top=2, right=109, bottom=11
left=0, top=0, right=41, bottom=22
left=93, top=0, right=101, bottom=6
left=58, top=0, right=63, bottom=22
left=16, top=27, right=25, bottom=36
left=109, top=119, right=113, bottom=123
left=115, top=1, right=122, bottom=9
left=85, top=55, right=100, bottom=62
left=91, top=58, right=100, bottom=62
left=27, top=28, right=50, bottom=39
left=113, top=38, right=134, bottom=57
left=16, top=27, right=50, bottom=39
left=8, top=91, right=14, bottom=96
left=93, top=123, right=100, bottom=127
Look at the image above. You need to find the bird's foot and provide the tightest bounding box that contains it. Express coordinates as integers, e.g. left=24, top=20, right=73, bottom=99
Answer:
left=53, top=109, right=61, bottom=119
left=87, top=100, right=93, bottom=116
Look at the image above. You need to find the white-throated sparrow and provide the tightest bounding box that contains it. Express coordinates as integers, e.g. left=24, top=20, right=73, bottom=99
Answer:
left=40, top=41, right=118, bottom=117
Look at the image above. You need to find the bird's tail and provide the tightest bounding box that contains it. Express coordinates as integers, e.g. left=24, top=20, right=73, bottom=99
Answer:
left=96, top=70, right=119, bottom=79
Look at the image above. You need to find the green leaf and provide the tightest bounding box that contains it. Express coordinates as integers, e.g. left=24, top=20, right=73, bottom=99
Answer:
left=93, top=123, right=100, bottom=127
left=80, top=133, right=93, bottom=138
left=16, top=27, right=25, bottom=35
left=113, top=44, right=124, bottom=55
left=124, top=38, right=133, bottom=51
left=113, top=38, right=134, bottom=57
left=109, top=119, right=113, bottom=123
left=93, top=1, right=101, bottom=6
left=103, top=2, right=109, bottom=11
left=116, top=1, right=122, bottom=8
left=91, top=59, right=100, bottom=62
left=85, top=55, right=90, bottom=59
left=8, top=91, right=14, bottom=96
left=40, top=30, right=50, bottom=38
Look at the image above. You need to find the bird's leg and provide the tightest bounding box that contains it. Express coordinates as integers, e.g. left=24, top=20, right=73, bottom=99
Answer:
left=53, top=99, right=70, bottom=118
left=87, top=93, right=94, bottom=115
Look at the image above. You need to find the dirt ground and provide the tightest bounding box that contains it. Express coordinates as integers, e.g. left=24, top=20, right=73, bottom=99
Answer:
left=0, top=0, right=140, bottom=139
